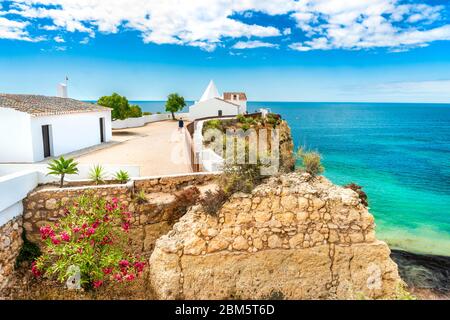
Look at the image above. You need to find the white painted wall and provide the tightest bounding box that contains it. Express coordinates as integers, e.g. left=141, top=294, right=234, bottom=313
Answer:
left=201, top=149, right=224, bottom=172
left=112, top=113, right=190, bottom=129
left=189, top=98, right=240, bottom=120
left=30, top=110, right=112, bottom=162
left=0, top=170, right=38, bottom=226
left=0, top=108, right=34, bottom=162
left=192, top=120, right=225, bottom=172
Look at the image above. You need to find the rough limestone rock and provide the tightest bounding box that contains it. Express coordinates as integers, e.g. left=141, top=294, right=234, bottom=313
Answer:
left=149, top=172, right=402, bottom=300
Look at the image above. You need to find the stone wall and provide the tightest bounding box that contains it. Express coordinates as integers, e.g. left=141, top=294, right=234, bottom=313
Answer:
left=22, top=183, right=134, bottom=245
left=21, top=173, right=217, bottom=257
left=134, top=173, right=217, bottom=194
left=150, top=172, right=402, bottom=300
left=0, top=216, right=23, bottom=291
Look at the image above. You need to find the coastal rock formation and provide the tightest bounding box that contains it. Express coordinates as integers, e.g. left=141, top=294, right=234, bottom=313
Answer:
left=278, top=120, right=296, bottom=173
left=149, top=172, right=402, bottom=300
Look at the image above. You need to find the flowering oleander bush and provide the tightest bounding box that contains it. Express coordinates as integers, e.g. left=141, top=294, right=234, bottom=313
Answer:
left=32, top=194, right=145, bottom=290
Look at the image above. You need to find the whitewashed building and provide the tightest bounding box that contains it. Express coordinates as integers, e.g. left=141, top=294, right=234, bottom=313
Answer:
left=189, top=80, right=247, bottom=120
left=0, top=94, right=112, bottom=163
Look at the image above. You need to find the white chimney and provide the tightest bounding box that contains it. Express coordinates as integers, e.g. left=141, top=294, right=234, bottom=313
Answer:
left=57, top=77, right=68, bottom=98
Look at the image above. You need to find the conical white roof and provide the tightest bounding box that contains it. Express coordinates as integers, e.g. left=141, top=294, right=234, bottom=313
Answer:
left=199, top=80, right=220, bottom=102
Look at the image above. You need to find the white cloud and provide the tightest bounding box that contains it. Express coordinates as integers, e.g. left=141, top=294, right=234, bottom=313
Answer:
left=282, top=28, right=291, bottom=36
left=233, top=40, right=278, bottom=49
left=1, top=0, right=283, bottom=50
left=54, top=35, right=65, bottom=43
left=289, top=0, right=450, bottom=52
left=79, top=37, right=90, bottom=45
left=0, top=17, right=33, bottom=41
left=1, top=0, right=450, bottom=52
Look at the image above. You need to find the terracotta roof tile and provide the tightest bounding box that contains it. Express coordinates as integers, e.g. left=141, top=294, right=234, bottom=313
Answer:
left=0, top=94, right=109, bottom=116
left=223, top=92, right=247, bottom=101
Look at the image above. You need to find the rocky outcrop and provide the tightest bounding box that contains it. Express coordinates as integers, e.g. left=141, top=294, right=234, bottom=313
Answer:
left=149, top=172, right=402, bottom=300
left=278, top=120, right=296, bottom=173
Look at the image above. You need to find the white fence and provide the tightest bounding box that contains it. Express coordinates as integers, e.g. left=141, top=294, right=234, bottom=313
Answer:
left=112, top=113, right=190, bottom=129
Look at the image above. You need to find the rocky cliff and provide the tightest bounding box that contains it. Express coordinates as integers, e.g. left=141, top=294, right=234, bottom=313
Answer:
left=149, top=172, right=402, bottom=300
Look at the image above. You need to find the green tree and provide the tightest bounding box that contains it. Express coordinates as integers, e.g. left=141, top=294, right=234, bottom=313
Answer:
left=128, top=105, right=142, bottom=118
left=47, top=157, right=79, bottom=188
left=165, top=93, right=186, bottom=120
left=97, top=93, right=131, bottom=120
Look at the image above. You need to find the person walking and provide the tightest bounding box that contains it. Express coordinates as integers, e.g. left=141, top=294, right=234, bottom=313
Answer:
left=178, top=118, right=184, bottom=132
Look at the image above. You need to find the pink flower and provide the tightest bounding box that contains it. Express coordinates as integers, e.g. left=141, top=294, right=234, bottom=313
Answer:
left=51, top=237, right=61, bottom=245
left=121, top=222, right=130, bottom=232
left=101, top=236, right=113, bottom=245
left=93, top=280, right=103, bottom=288
left=92, top=220, right=100, bottom=229
left=72, top=226, right=81, bottom=233
left=114, top=273, right=122, bottom=282
left=86, top=227, right=96, bottom=236
left=82, top=223, right=88, bottom=229
left=103, top=268, right=113, bottom=275
left=31, top=261, right=42, bottom=277
left=125, top=274, right=135, bottom=281
left=134, top=261, right=145, bottom=273
left=39, top=225, right=55, bottom=240
left=77, top=248, right=83, bottom=254
left=119, top=260, right=129, bottom=268
left=60, top=231, right=70, bottom=242
left=112, top=198, right=118, bottom=204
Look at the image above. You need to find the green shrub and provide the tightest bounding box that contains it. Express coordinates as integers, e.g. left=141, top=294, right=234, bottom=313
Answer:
left=265, top=113, right=282, bottom=128
left=134, top=190, right=147, bottom=204
left=114, top=170, right=130, bottom=184
left=301, top=151, right=324, bottom=178
left=199, top=189, right=228, bottom=216
left=242, top=123, right=250, bottom=131
left=128, top=105, right=143, bottom=118
left=32, top=195, right=146, bottom=290
left=143, top=112, right=152, bottom=116
left=203, top=119, right=223, bottom=133
left=220, top=162, right=264, bottom=195
left=236, top=114, right=246, bottom=123
left=89, top=165, right=106, bottom=185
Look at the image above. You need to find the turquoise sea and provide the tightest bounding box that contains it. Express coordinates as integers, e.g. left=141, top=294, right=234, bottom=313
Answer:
left=132, top=101, right=450, bottom=256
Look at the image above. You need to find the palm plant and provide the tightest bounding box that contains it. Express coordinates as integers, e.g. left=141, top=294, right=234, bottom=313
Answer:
left=47, top=157, right=79, bottom=188
left=114, top=170, right=130, bottom=184
left=89, top=164, right=106, bottom=185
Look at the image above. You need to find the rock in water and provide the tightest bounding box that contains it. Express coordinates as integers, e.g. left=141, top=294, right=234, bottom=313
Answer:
left=149, top=172, right=402, bottom=300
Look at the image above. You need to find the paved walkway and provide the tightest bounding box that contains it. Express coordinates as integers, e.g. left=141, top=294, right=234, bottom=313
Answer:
left=75, top=121, right=192, bottom=176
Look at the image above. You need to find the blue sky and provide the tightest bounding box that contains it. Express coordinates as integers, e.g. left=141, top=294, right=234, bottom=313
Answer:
left=1, top=0, right=450, bottom=102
